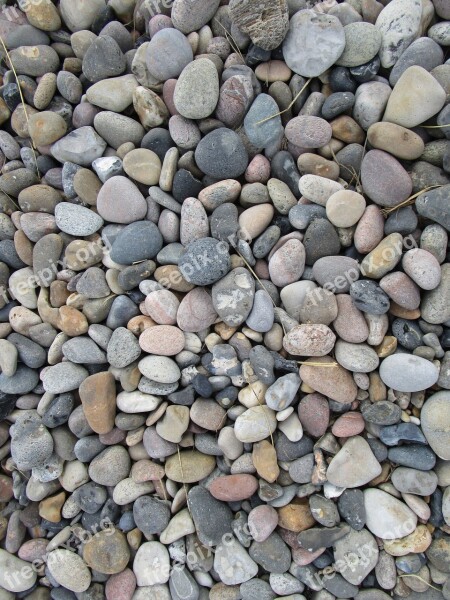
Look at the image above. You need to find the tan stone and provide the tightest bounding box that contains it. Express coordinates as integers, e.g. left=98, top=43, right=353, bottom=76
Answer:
left=39, top=491, right=66, bottom=523
left=375, top=336, right=398, bottom=357
left=154, top=265, right=195, bottom=292
left=299, top=356, right=358, bottom=404
left=277, top=501, right=315, bottom=532
left=79, top=372, right=116, bottom=435
left=360, top=233, right=403, bottom=279
left=383, top=525, right=432, bottom=556
left=58, top=305, right=89, bottom=337
left=331, top=115, right=365, bottom=144
left=252, top=440, right=279, bottom=483
left=83, top=529, right=130, bottom=575
left=367, top=122, right=424, bottom=160
left=165, top=451, right=216, bottom=483
left=25, top=0, right=62, bottom=30
left=73, top=169, right=102, bottom=206
left=123, top=148, right=162, bottom=185
left=255, top=60, right=292, bottom=82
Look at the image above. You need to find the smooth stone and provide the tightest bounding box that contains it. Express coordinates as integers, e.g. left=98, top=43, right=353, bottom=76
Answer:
left=54, top=203, right=103, bottom=237
left=110, top=221, right=163, bottom=265
left=234, top=405, right=277, bottom=442
left=421, top=263, right=450, bottom=324
left=187, top=485, right=233, bottom=547
left=326, top=190, right=366, bottom=228
left=334, top=528, right=379, bottom=585
left=246, top=290, right=274, bottom=333
left=361, top=150, right=412, bottom=208
left=283, top=10, right=346, bottom=77
left=336, top=22, right=381, bottom=67
left=269, top=239, right=306, bottom=287
left=179, top=238, right=230, bottom=286
left=212, top=267, right=255, bottom=327
left=335, top=340, right=379, bottom=373
left=177, top=288, right=218, bottom=333
left=139, top=356, right=180, bottom=384
left=174, top=58, right=219, bottom=120
left=388, top=445, right=436, bottom=471
left=0, top=548, right=38, bottom=592
left=350, top=280, right=390, bottom=315
left=165, top=451, right=216, bottom=483
left=383, top=66, right=446, bottom=128
left=47, top=549, right=91, bottom=593
left=416, top=185, right=450, bottom=233
left=88, top=446, right=131, bottom=486
left=244, top=94, right=283, bottom=149
left=367, top=122, right=424, bottom=160
left=214, top=537, right=258, bottom=585
left=83, top=529, right=130, bottom=575
left=133, top=542, right=170, bottom=586
left=362, top=401, right=402, bottom=426
left=195, top=128, right=249, bottom=179
left=82, top=34, right=126, bottom=82
left=286, top=117, right=332, bottom=149
left=133, top=496, right=170, bottom=536
left=299, top=356, right=358, bottom=404
left=171, top=0, right=221, bottom=34
left=265, top=373, right=301, bottom=411
left=375, top=0, right=422, bottom=68
left=42, top=362, right=88, bottom=393
left=391, top=467, right=438, bottom=496
left=312, top=255, right=360, bottom=293
left=283, top=324, right=336, bottom=357
left=338, top=489, right=366, bottom=531
left=390, top=37, right=444, bottom=86
left=146, top=28, right=193, bottom=81
left=421, top=391, right=450, bottom=460
left=364, top=488, right=417, bottom=540
left=327, top=436, right=382, bottom=488
left=139, top=325, right=185, bottom=356
left=379, top=354, right=439, bottom=392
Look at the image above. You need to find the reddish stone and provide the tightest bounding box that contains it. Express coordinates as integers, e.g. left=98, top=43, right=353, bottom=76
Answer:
left=209, top=474, right=258, bottom=501
left=298, top=393, right=330, bottom=438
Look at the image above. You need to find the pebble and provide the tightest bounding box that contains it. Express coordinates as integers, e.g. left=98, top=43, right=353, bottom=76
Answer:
left=379, top=354, right=439, bottom=392
left=375, top=0, right=422, bottom=68
left=244, top=94, right=283, bottom=149
left=283, top=324, right=336, bottom=357
left=51, top=126, right=107, bottom=167
left=283, top=10, right=345, bottom=77
left=300, top=356, right=358, bottom=404
left=364, top=488, right=417, bottom=540
left=421, top=391, right=450, bottom=460
left=327, top=436, right=382, bottom=487
left=146, top=29, right=193, bottom=81
left=47, top=549, right=91, bottom=592
left=361, top=150, right=412, bottom=207
left=195, top=128, right=248, bottom=179
left=179, top=237, right=230, bottom=286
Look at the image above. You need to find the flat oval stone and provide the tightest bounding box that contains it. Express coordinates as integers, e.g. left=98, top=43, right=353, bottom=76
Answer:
left=283, top=10, right=345, bottom=77
left=283, top=324, right=336, bottom=357
left=110, top=221, right=163, bottom=265
left=174, top=58, right=219, bottom=120
left=165, top=450, right=216, bottom=483
left=139, top=356, right=180, bottom=384
left=209, top=474, right=258, bottom=501
left=391, top=467, right=438, bottom=496
left=361, top=150, right=412, bottom=207
left=367, top=122, right=425, bottom=161
left=54, top=203, right=103, bottom=236
left=269, top=239, right=306, bottom=287
left=312, top=255, right=360, bottom=293
left=51, top=126, right=106, bottom=167
left=379, top=354, right=439, bottom=392
left=139, top=325, right=185, bottom=356
left=285, top=116, right=332, bottom=149
left=335, top=340, right=379, bottom=373
left=246, top=289, right=274, bottom=333
left=326, top=190, right=366, bottom=227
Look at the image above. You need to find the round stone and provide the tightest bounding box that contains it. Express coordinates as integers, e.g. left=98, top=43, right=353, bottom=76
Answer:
left=195, top=129, right=249, bottom=179
left=283, top=324, right=336, bottom=357
left=83, top=530, right=130, bottom=575
left=123, top=149, right=162, bottom=185
left=283, top=10, right=346, bottom=77
left=326, top=190, right=366, bottom=227
left=379, top=354, right=440, bottom=392
left=363, top=488, right=417, bottom=540
left=139, top=325, right=185, bottom=356
left=146, top=29, right=193, bottom=81
left=361, top=150, right=413, bottom=207
left=47, top=549, right=91, bottom=593
left=336, top=22, right=381, bottom=67
left=179, top=238, right=231, bottom=286
left=285, top=116, right=332, bottom=149
left=165, top=451, right=216, bottom=483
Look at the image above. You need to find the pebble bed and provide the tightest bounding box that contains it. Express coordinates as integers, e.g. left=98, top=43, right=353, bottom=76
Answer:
left=0, top=0, right=449, bottom=599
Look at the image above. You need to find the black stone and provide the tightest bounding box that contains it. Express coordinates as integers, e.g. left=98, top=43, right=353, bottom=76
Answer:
left=188, top=485, right=233, bottom=547
left=168, top=385, right=196, bottom=406
left=195, top=129, right=249, bottom=179
left=42, top=393, right=74, bottom=428
left=350, top=280, right=390, bottom=315
left=395, top=554, right=425, bottom=574
left=388, top=444, right=436, bottom=471
left=106, top=295, right=139, bottom=329
left=416, top=184, right=450, bottom=231
left=335, top=143, right=365, bottom=183
left=349, top=55, right=380, bottom=83
left=117, top=261, right=156, bottom=291
left=3, top=83, right=22, bottom=111
left=298, top=525, right=351, bottom=551
left=379, top=422, right=428, bottom=446
left=275, top=432, right=314, bottom=461
left=0, top=240, right=26, bottom=269
left=271, top=150, right=301, bottom=195
left=210, top=203, right=239, bottom=242
left=249, top=532, right=291, bottom=573
left=289, top=204, right=326, bottom=230
left=362, top=400, right=402, bottom=426
left=273, top=215, right=292, bottom=236
left=321, top=91, right=355, bottom=120
left=0, top=392, right=16, bottom=420
left=253, top=225, right=281, bottom=258
left=246, top=43, right=271, bottom=66
left=384, top=206, right=418, bottom=236
left=142, top=127, right=175, bottom=160
left=338, top=489, right=366, bottom=531
left=323, top=573, right=359, bottom=599
left=249, top=345, right=275, bottom=385
left=172, top=169, right=204, bottom=202
left=392, top=318, right=423, bottom=350
left=329, top=66, right=357, bottom=93
left=429, top=489, right=445, bottom=527
left=91, top=5, right=116, bottom=34
left=192, top=374, right=213, bottom=398
left=303, top=218, right=341, bottom=265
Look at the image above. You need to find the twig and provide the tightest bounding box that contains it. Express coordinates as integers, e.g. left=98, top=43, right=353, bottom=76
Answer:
left=255, top=78, right=312, bottom=125
left=381, top=185, right=443, bottom=216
